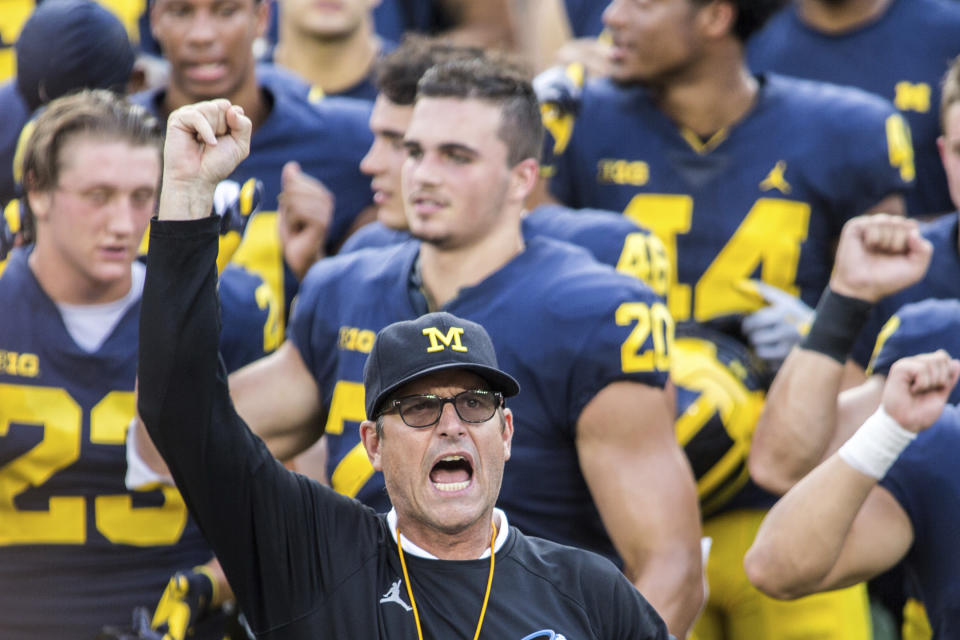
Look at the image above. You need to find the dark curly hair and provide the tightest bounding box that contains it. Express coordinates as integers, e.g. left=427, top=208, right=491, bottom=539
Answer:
left=695, top=0, right=787, bottom=42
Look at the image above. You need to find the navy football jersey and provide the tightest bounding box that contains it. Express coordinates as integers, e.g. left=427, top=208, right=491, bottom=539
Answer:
left=866, top=299, right=960, bottom=407
left=341, top=204, right=673, bottom=298
left=337, top=221, right=410, bottom=253
left=0, top=249, right=213, bottom=639
left=543, top=73, right=913, bottom=325
left=258, top=48, right=391, bottom=103
left=748, top=0, right=960, bottom=216
left=880, top=403, right=960, bottom=636
left=219, top=264, right=280, bottom=372
left=289, top=238, right=670, bottom=562
left=851, top=212, right=960, bottom=369
left=523, top=204, right=672, bottom=298
left=0, top=81, right=28, bottom=207
left=562, top=0, right=606, bottom=38
left=371, top=0, right=446, bottom=42
left=132, top=70, right=373, bottom=335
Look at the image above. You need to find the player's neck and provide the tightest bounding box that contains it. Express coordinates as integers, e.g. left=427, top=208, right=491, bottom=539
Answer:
left=655, top=56, right=758, bottom=140
left=163, top=72, right=268, bottom=132
left=418, top=219, right=525, bottom=310
left=28, top=244, right=132, bottom=305
left=797, top=0, right=893, bottom=33
left=274, top=22, right=378, bottom=96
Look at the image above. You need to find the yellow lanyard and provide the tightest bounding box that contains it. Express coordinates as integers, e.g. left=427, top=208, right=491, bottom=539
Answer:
left=396, top=522, right=497, bottom=640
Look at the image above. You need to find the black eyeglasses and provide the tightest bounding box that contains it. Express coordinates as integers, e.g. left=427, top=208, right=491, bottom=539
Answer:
left=378, top=389, right=503, bottom=428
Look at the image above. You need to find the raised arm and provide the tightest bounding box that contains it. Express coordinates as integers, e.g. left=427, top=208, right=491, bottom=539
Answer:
left=138, top=101, right=314, bottom=623
left=749, top=214, right=932, bottom=494
left=578, top=380, right=704, bottom=638
left=745, top=351, right=960, bottom=598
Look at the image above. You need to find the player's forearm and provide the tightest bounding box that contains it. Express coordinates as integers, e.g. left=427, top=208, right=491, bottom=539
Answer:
left=618, top=465, right=703, bottom=639
left=229, top=345, right=324, bottom=461
left=751, top=284, right=879, bottom=493
left=744, top=455, right=876, bottom=599
left=749, top=347, right=845, bottom=494
left=630, top=542, right=704, bottom=639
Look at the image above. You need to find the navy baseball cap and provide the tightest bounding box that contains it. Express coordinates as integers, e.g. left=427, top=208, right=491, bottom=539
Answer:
left=363, top=312, right=520, bottom=420
left=16, top=0, right=135, bottom=112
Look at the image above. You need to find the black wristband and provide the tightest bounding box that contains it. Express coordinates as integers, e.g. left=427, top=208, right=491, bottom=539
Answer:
left=800, top=287, right=874, bottom=363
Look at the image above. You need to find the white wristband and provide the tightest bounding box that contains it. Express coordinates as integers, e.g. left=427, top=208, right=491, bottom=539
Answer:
left=838, top=406, right=917, bottom=479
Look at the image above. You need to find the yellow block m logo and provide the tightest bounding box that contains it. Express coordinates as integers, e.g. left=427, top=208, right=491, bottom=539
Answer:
left=422, top=327, right=468, bottom=353
left=894, top=82, right=931, bottom=113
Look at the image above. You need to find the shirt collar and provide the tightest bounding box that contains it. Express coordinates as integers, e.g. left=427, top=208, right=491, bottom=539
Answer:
left=387, top=507, right=510, bottom=559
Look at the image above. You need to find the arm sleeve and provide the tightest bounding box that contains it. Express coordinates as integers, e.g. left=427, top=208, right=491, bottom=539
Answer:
left=567, top=279, right=670, bottom=424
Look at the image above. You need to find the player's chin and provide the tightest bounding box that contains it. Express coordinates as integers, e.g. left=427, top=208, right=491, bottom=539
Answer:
left=608, top=64, right=645, bottom=85
left=409, top=227, right=453, bottom=248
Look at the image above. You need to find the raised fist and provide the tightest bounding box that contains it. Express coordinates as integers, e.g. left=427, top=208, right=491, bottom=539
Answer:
left=277, top=161, right=334, bottom=280
left=882, top=350, right=960, bottom=432
left=160, top=100, right=252, bottom=221
left=830, top=214, right=932, bottom=302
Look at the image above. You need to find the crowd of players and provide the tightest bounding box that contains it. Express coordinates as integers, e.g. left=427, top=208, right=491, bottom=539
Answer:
left=2, top=0, right=960, bottom=638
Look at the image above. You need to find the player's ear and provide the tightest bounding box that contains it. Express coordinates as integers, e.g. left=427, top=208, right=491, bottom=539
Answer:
left=508, top=158, right=539, bottom=204
left=25, top=174, right=52, bottom=223
left=255, top=0, right=271, bottom=39
left=360, top=420, right=384, bottom=471
left=696, top=0, right=736, bottom=40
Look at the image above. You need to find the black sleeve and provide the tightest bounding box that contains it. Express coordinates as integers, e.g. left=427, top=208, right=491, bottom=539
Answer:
left=137, top=216, right=331, bottom=631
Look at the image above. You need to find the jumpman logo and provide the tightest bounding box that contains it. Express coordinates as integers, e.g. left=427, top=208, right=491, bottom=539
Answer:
left=380, top=579, right=413, bottom=612
left=759, top=160, right=791, bottom=194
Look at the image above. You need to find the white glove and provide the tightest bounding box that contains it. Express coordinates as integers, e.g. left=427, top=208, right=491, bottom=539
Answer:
left=740, top=280, right=814, bottom=371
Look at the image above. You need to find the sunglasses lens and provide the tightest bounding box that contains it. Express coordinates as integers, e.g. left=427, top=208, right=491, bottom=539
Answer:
left=395, top=391, right=501, bottom=427
left=397, top=396, right=444, bottom=427
left=455, top=391, right=499, bottom=422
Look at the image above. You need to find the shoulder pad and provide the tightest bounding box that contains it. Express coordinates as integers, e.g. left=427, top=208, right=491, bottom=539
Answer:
left=0, top=199, right=24, bottom=262
left=533, top=62, right=586, bottom=116
left=212, top=177, right=264, bottom=236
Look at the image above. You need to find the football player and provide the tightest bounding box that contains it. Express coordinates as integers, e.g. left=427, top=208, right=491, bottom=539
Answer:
left=847, top=56, right=960, bottom=382
left=136, top=0, right=375, bottom=335
left=271, top=0, right=387, bottom=101
left=748, top=0, right=960, bottom=217
left=746, top=349, right=960, bottom=637
left=749, top=212, right=935, bottom=640
left=537, top=0, right=913, bottom=373
left=154, top=57, right=704, bottom=636
left=0, top=90, right=220, bottom=639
